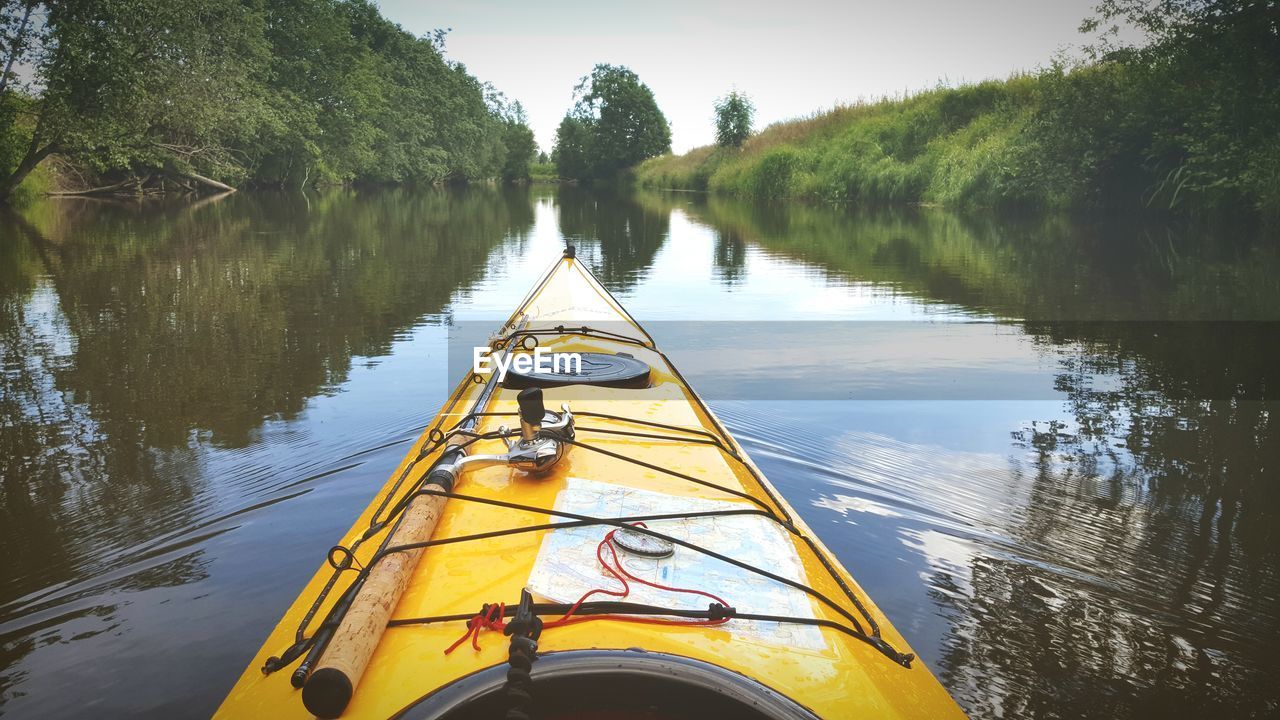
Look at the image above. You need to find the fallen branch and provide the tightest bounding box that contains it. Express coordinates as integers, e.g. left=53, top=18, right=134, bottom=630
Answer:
left=182, top=171, right=236, bottom=193
left=47, top=178, right=138, bottom=196
left=43, top=167, right=237, bottom=199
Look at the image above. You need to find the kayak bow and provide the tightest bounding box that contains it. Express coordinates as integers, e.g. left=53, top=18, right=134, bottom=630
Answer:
left=217, top=250, right=967, bottom=719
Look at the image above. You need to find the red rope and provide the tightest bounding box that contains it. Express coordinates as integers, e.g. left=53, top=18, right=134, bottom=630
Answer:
left=444, top=523, right=732, bottom=654
left=444, top=601, right=506, bottom=654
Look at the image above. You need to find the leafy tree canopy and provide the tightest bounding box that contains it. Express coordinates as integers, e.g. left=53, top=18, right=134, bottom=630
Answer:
left=553, top=64, right=670, bottom=180
left=1066, top=0, right=1280, bottom=209
left=0, top=0, right=535, bottom=201
left=714, top=90, right=754, bottom=148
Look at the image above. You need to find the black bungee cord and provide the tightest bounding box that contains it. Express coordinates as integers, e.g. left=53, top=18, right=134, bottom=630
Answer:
left=263, top=419, right=915, bottom=678
left=264, top=271, right=909, bottom=680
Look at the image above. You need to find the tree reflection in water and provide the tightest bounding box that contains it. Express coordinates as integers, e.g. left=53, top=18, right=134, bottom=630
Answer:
left=556, top=186, right=669, bottom=292
left=655, top=191, right=1280, bottom=717
left=0, top=187, right=535, bottom=711
left=946, top=321, right=1280, bottom=718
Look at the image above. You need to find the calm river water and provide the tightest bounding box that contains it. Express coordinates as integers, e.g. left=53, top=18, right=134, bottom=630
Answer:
left=1, top=187, right=1277, bottom=718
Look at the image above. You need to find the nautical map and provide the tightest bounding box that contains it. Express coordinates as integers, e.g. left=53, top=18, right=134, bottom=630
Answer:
left=528, top=477, right=826, bottom=651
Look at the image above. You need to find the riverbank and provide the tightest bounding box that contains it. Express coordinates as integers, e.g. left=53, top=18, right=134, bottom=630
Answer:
left=0, top=0, right=539, bottom=205
left=636, top=61, right=1278, bottom=217
left=1, top=153, right=561, bottom=204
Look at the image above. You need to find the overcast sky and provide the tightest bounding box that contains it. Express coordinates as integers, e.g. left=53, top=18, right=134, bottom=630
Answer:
left=376, top=0, right=1103, bottom=154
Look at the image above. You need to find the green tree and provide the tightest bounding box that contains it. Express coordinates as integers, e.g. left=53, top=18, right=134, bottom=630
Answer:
left=501, top=122, right=535, bottom=181
left=1, top=1, right=38, bottom=96
left=552, top=115, right=595, bottom=180
left=1071, top=0, right=1280, bottom=210
left=1, top=0, right=270, bottom=200
left=1, top=0, right=536, bottom=200
left=253, top=0, right=384, bottom=187
left=252, top=1, right=512, bottom=187
left=495, top=100, right=535, bottom=181
left=554, top=64, right=670, bottom=180
left=714, top=90, right=754, bottom=147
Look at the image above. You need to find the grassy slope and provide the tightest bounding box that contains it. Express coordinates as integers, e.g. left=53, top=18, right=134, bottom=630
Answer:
left=634, top=67, right=1277, bottom=214
left=635, top=76, right=1041, bottom=208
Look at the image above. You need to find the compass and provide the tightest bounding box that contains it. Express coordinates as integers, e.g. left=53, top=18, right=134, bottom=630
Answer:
left=612, top=527, right=675, bottom=558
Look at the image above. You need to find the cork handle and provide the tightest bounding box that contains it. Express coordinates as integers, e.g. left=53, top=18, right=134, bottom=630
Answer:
left=302, top=436, right=465, bottom=718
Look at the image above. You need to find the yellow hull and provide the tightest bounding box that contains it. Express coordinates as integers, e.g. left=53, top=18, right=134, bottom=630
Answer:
left=217, top=253, right=967, bottom=719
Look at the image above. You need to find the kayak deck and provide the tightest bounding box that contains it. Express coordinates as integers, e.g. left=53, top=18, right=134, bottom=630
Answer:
left=217, top=253, right=966, bottom=719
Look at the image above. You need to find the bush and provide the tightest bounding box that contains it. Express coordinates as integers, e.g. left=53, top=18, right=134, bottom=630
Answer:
left=529, top=162, right=558, bottom=182
left=747, top=149, right=800, bottom=198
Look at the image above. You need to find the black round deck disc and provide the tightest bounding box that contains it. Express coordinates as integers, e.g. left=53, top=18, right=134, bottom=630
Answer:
left=502, top=352, right=651, bottom=389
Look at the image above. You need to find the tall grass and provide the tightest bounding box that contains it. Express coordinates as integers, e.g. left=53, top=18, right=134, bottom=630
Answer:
left=633, top=68, right=1279, bottom=215
left=4, top=166, right=56, bottom=207
left=635, top=78, right=1040, bottom=208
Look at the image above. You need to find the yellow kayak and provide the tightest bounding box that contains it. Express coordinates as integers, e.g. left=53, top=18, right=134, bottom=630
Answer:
left=217, top=250, right=967, bottom=719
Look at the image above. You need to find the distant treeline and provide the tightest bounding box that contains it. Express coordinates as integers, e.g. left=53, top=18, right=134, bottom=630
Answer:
left=0, top=0, right=536, bottom=202
left=635, top=1, right=1280, bottom=215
